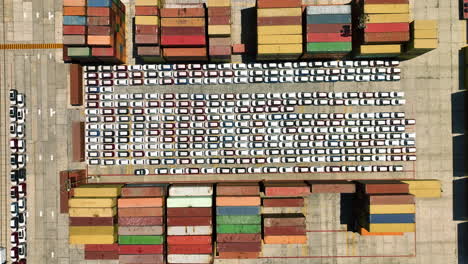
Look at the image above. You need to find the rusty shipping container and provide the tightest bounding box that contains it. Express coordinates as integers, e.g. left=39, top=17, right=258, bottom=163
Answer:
left=209, top=16, right=231, bottom=25
left=87, top=26, right=111, bottom=35
left=161, top=26, right=205, bottom=35
left=218, top=252, right=259, bottom=259
left=118, top=207, right=164, bottom=217
left=135, top=25, right=159, bottom=35
left=69, top=217, right=116, bottom=226
left=263, top=182, right=311, bottom=197
left=257, top=16, right=302, bottom=26
left=364, top=32, right=410, bottom=43
left=216, top=233, right=261, bottom=243
left=257, top=0, right=301, bottom=8
left=161, top=7, right=205, bottom=18
left=167, top=207, right=212, bottom=217
left=72, top=121, right=84, bottom=161
left=137, top=46, right=161, bottom=56
left=160, top=17, right=205, bottom=27
left=161, top=35, right=206, bottom=47
left=84, top=251, right=118, bottom=260
left=118, top=216, right=163, bottom=226
left=367, top=194, right=415, bottom=205
left=167, top=235, right=212, bottom=245
left=87, top=7, right=111, bottom=17
left=135, top=35, right=159, bottom=45
left=365, top=0, right=408, bottom=3
left=264, top=226, right=306, bottom=236
left=306, top=24, right=351, bottom=33
left=216, top=183, right=260, bottom=196
left=121, top=186, right=166, bottom=197
left=308, top=180, right=356, bottom=193
left=163, top=47, right=207, bottom=57
left=87, top=16, right=111, bottom=26
left=262, top=198, right=304, bottom=207
left=167, top=216, right=212, bottom=226
left=118, top=254, right=165, bottom=264
left=168, top=244, right=213, bottom=254
left=85, top=244, right=119, bottom=252
left=135, top=6, right=159, bottom=16
left=118, top=245, right=164, bottom=255
left=118, top=226, right=164, bottom=236
left=358, top=181, right=409, bottom=194
left=217, top=242, right=262, bottom=252
left=63, top=25, right=86, bottom=35
left=208, top=7, right=231, bottom=17
left=69, top=64, right=83, bottom=106
left=263, top=214, right=305, bottom=227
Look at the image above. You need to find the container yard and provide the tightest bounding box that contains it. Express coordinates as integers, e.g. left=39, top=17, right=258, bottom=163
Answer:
left=0, top=0, right=463, bottom=264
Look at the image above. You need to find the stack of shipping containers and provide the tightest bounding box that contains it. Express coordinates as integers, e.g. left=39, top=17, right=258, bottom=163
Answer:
left=401, top=20, right=438, bottom=59
left=402, top=180, right=441, bottom=198
left=216, top=183, right=262, bottom=259
left=262, top=182, right=309, bottom=245
left=256, top=0, right=303, bottom=60
left=355, top=181, right=416, bottom=234
left=68, top=185, right=122, bottom=260
left=167, top=184, right=213, bottom=264
left=303, top=5, right=352, bottom=60
left=118, top=185, right=166, bottom=264
left=160, top=7, right=208, bottom=61
left=63, top=0, right=126, bottom=64
left=134, top=0, right=164, bottom=63
left=207, top=0, right=232, bottom=62
left=355, top=0, right=410, bottom=59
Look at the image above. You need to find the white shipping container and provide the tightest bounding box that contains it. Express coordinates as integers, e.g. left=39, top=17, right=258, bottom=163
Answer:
left=306, top=5, right=351, bottom=15
left=169, top=184, right=214, bottom=196
left=167, top=226, right=213, bottom=236
left=168, top=254, right=213, bottom=264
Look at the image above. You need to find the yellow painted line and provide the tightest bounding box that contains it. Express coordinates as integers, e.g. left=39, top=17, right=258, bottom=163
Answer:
left=0, top=43, right=63, bottom=50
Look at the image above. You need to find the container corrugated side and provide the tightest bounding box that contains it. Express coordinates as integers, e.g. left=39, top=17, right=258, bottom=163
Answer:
left=306, top=5, right=351, bottom=15
left=69, top=198, right=116, bottom=208
left=364, top=4, right=409, bottom=13
left=257, top=0, right=301, bottom=8
left=169, top=185, right=213, bottom=196
left=73, top=185, right=122, bottom=197
left=258, top=34, right=302, bottom=44
left=167, top=254, right=213, bottom=264
left=216, top=215, right=261, bottom=224
left=359, top=44, right=401, bottom=54
left=366, top=223, right=415, bottom=232
left=167, top=196, right=212, bottom=207
left=258, top=44, right=302, bottom=55
left=69, top=207, right=117, bottom=217
left=167, top=226, right=213, bottom=236
left=368, top=204, right=416, bottom=214
left=411, top=20, right=438, bottom=30
left=367, top=14, right=410, bottom=23
left=257, top=8, right=302, bottom=17
left=413, top=29, right=438, bottom=39
left=263, top=235, right=307, bottom=244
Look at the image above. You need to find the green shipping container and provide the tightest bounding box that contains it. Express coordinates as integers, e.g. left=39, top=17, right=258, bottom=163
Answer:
left=118, top=235, right=164, bottom=245
left=167, top=196, right=212, bottom=208
left=216, top=215, right=261, bottom=225
left=217, top=224, right=261, bottom=234
left=306, top=42, right=352, bottom=53
left=67, top=47, right=91, bottom=57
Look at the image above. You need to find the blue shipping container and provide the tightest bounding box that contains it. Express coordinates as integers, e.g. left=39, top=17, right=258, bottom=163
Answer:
left=63, top=16, right=86, bottom=26
left=87, top=0, right=112, bottom=7
left=306, top=14, right=351, bottom=24
left=368, top=214, right=415, bottom=224
left=216, top=206, right=260, bottom=216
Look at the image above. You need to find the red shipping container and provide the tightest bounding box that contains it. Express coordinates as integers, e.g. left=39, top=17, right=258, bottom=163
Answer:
left=218, top=252, right=259, bottom=259
left=135, top=25, right=159, bottom=35
left=367, top=194, right=415, bottom=205
left=263, top=214, right=305, bottom=227
left=87, top=17, right=111, bottom=26
left=208, top=7, right=231, bottom=17
left=364, top=23, right=409, bottom=33
left=263, top=198, right=304, bottom=207
left=264, top=226, right=307, bottom=236
left=85, top=244, right=119, bottom=252
left=364, top=32, right=410, bottom=43
left=118, top=216, right=163, bottom=226
left=307, top=24, right=351, bottom=33
left=209, top=46, right=231, bottom=56
left=121, top=186, right=166, bottom=197
left=209, top=37, right=231, bottom=46
left=307, top=33, right=351, bottom=42
left=216, top=234, right=261, bottom=243
left=168, top=244, right=213, bottom=254
left=264, top=182, right=311, bottom=197
left=216, top=183, right=259, bottom=196
left=137, top=46, right=161, bottom=56
left=167, top=216, right=212, bottom=226
left=161, top=35, right=206, bottom=46
left=208, top=16, right=231, bottom=25
left=308, top=180, right=356, bottom=193
left=84, top=251, right=119, bottom=260
left=63, top=25, right=86, bottom=35
left=161, top=7, right=205, bottom=18
left=135, top=6, right=159, bottom=16
left=358, top=181, right=409, bottom=194
left=167, top=207, right=212, bottom=217
left=161, top=26, right=205, bottom=36
left=257, top=0, right=301, bottom=8
left=232, top=44, right=245, bottom=54
left=92, top=47, right=116, bottom=57
left=257, top=16, right=302, bottom=26
left=119, top=254, right=164, bottom=264
left=119, top=245, right=164, bottom=255
left=364, top=0, right=408, bottom=3
left=167, top=236, right=212, bottom=245
left=87, top=7, right=111, bottom=16
left=87, top=26, right=111, bottom=35
left=217, top=242, right=262, bottom=252
left=60, top=172, right=69, bottom=213
left=136, top=35, right=159, bottom=45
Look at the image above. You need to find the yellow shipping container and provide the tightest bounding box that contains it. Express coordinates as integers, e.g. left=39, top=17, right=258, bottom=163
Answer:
left=367, top=223, right=415, bottom=233
left=208, top=25, right=231, bottom=36
left=258, top=34, right=302, bottom=44
left=408, top=189, right=441, bottom=198
left=73, top=184, right=122, bottom=197
left=258, top=25, right=302, bottom=35
left=257, top=8, right=302, bottom=17
left=367, top=14, right=410, bottom=23
left=69, top=207, right=117, bottom=217
left=364, top=4, right=409, bottom=14
left=412, top=20, right=438, bottom=30
left=70, top=234, right=117, bottom=244
left=258, top=44, right=302, bottom=54
left=408, top=39, right=438, bottom=50
left=161, top=17, right=205, bottom=27
left=368, top=204, right=416, bottom=214
left=68, top=198, right=116, bottom=208
left=70, top=226, right=115, bottom=235
left=414, top=29, right=438, bottom=39
left=402, top=180, right=441, bottom=190
left=135, top=0, right=159, bottom=6
left=135, top=16, right=159, bottom=26
left=359, top=44, right=401, bottom=54
left=208, top=0, right=231, bottom=7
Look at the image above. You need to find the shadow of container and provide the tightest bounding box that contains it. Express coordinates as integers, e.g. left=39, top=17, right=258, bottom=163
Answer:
left=240, top=7, right=257, bottom=63
left=340, top=193, right=355, bottom=231
left=454, top=179, right=468, bottom=220
left=459, top=222, right=468, bottom=264
left=452, top=91, right=467, bottom=134
left=459, top=49, right=466, bottom=91
left=453, top=135, right=468, bottom=177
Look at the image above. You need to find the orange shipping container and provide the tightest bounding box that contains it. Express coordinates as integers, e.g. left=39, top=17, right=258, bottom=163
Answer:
left=218, top=252, right=259, bottom=259
left=63, top=7, right=86, bottom=16
left=216, top=196, right=260, bottom=206
left=163, top=47, right=207, bottom=57
left=118, top=207, right=164, bottom=217
left=87, top=35, right=112, bottom=46
left=161, top=8, right=205, bottom=18
left=63, top=0, right=86, bottom=6
left=359, top=227, right=404, bottom=236
left=263, top=235, right=307, bottom=244
left=118, top=198, right=164, bottom=208
left=161, top=18, right=205, bottom=27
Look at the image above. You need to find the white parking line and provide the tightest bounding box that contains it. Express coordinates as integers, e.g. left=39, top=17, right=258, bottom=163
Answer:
left=50, top=155, right=54, bottom=161
left=26, top=155, right=29, bottom=162
left=48, top=11, right=54, bottom=20
left=38, top=154, right=42, bottom=161
left=51, top=211, right=54, bottom=217
left=35, top=12, right=39, bottom=18
left=49, top=108, right=55, bottom=117
left=38, top=109, right=41, bottom=115
left=51, top=251, right=55, bottom=258
left=39, top=210, right=43, bottom=217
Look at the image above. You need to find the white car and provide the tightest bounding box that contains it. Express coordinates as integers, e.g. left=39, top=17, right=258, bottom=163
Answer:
left=217, top=63, right=232, bottom=70
left=340, top=75, right=355, bottom=81
left=219, top=78, right=233, bottom=84
left=235, top=70, right=249, bottom=77
left=385, top=60, right=400, bottom=67
left=232, top=63, right=247, bottom=70
left=128, top=65, right=143, bottom=71
left=248, top=63, right=263, bottom=69
left=234, top=77, right=248, bottom=84
left=189, top=78, right=203, bottom=85
left=204, top=78, right=218, bottom=85
left=115, top=79, right=129, bottom=86
left=338, top=61, right=354, bottom=68
left=356, top=75, right=371, bottom=82
left=323, top=61, right=339, bottom=68
left=370, top=60, right=385, bottom=67
left=142, top=64, right=157, bottom=71
left=293, top=62, right=308, bottom=68
left=386, top=75, right=401, bottom=81
left=144, top=79, right=158, bottom=85
left=371, top=75, right=386, bottom=81
left=279, top=76, right=294, bottom=83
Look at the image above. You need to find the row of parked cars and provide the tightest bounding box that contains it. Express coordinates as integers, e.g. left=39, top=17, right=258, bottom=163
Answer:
left=9, top=89, right=27, bottom=263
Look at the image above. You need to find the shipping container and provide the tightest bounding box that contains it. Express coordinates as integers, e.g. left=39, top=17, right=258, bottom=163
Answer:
left=69, top=198, right=116, bottom=208
left=167, top=254, right=213, bottom=264
left=413, top=29, right=438, bottom=39
left=218, top=251, right=259, bottom=259
left=264, top=182, right=311, bottom=196
left=359, top=44, right=401, bottom=54
left=118, top=226, right=164, bottom=236
left=63, top=25, right=86, bottom=35
left=257, top=44, right=302, bottom=54
left=87, top=25, right=112, bottom=35
left=209, top=46, right=231, bottom=56
left=167, top=207, right=212, bottom=217
left=70, top=233, right=117, bottom=245
left=263, top=198, right=304, bottom=207
left=167, top=226, right=213, bottom=236
left=161, top=35, right=206, bottom=46
left=406, top=39, right=438, bottom=50
left=308, top=180, right=355, bottom=193
left=411, top=20, right=438, bottom=30
left=367, top=14, right=410, bottom=23
left=118, top=197, right=164, bottom=208
left=161, top=7, right=205, bottom=18
left=161, top=17, right=205, bottom=27
left=367, top=204, right=416, bottom=214
left=74, top=185, right=122, bottom=198
left=217, top=242, right=261, bottom=252
left=137, top=46, right=162, bottom=56
left=208, top=25, right=231, bottom=36
left=217, top=224, right=261, bottom=234
left=69, top=207, right=117, bottom=217
left=217, top=233, right=261, bottom=243
left=135, top=0, right=159, bottom=5
left=69, top=225, right=115, bottom=236
left=118, top=235, right=164, bottom=245
left=169, top=184, right=213, bottom=196
left=135, top=6, right=159, bottom=16
left=85, top=243, right=119, bottom=252
left=365, top=213, right=415, bottom=223
left=216, top=196, right=260, bottom=206
left=364, top=4, right=409, bottom=13
left=86, top=7, right=111, bottom=17
left=69, top=65, right=83, bottom=106
left=364, top=0, right=409, bottom=3
left=216, top=206, right=260, bottom=215
left=263, top=214, right=305, bottom=227
left=167, top=235, right=212, bottom=245
left=91, top=47, right=116, bottom=57
left=364, top=32, right=409, bottom=43
left=306, top=14, right=351, bottom=24
left=168, top=244, right=213, bottom=254
left=306, top=24, right=351, bottom=33
left=64, top=7, right=86, bottom=16
left=87, top=16, right=111, bottom=26
left=257, top=0, right=301, bottom=8
left=306, top=5, right=351, bottom=15
left=209, top=37, right=232, bottom=46
left=358, top=181, right=409, bottom=194
left=87, top=35, right=113, bottom=46
left=208, top=7, right=231, bottom=17
left=365, top=223, right=415, bottom=233
left=84, top=251, right=119, bottom=260
left=118, top=207, right=164, bottom=217
left=167, top=216, right=212, bottom=226
left=67, top=47, right=91, bottom=57
left=118, top=216, right=163, bottom=226
left=262, top=206, right=303, bottom=214
left=257, top=25, right=302, bottom=35
left=216, top=183, right=260, bottom=196
left=208, top=16, right=231, bottom=25
left=258, top=34, right=302, bottom=44
left=167, top=196, right=212, bottom=207
left=364, top=23, right=409, bottom=33
left=208, top=0, right=231, bottom=6
left=257, top=8, right=302, bottom=17
left=216, top=215, right=261, bottom=224
left=121, top=186, right=166, bottom=197
left=358, top=227, right=404, bottom=236
left=63, top=35, right=86, bottom=45
left=63, top=16, right=87, bottom=25
left=135, top=25, right=159, bottom=35
left=307, top=32, right=351, bottom=42
left=118, top=245, right=164, bottom=254
left=119, top=254, right=165, bottom=264
left=263, top=235, right=307, bottom=244
left=257, top=16, right=302, bottom=26
left=64, top=0, right=86, bottom=6
left=161, top=26, right=205, bottom=36
left=69, top=217, right=116, bottom=226
left=367, top=194, right=415, bottom=205
left=264, top=226, right=306, bottom=235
